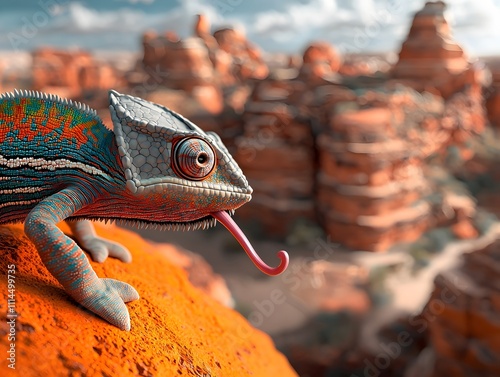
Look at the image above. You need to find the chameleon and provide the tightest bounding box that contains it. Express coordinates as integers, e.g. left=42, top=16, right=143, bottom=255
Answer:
left=0, top=89, right=289, bottom=330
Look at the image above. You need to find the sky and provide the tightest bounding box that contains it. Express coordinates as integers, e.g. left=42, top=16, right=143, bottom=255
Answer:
left=0, top=0, right=499, bottom=56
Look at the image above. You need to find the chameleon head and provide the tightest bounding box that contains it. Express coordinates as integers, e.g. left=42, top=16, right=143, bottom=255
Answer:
left=108, top=90, right=288, bottom=275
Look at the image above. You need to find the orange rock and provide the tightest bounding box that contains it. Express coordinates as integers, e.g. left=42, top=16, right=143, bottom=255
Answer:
left=31, top=47, right=120, bottom=98
left=486, top=88, right=500, bottom=128
left=313, top=84, right=482, bottom=252
left=392, top=1, right=486, bottom=99
left=300, top=42, right=342, bottom=81
left=213, top=27, right=269, bottom=81
left=451, top=218, right=478, bottom=240
left=0, top=223, right=297, bottom=377
left=194, top=14, right=210, bottom=37
left=192, top=84, right=224, bottom=114
left=422, top=245, right=500, bottom=376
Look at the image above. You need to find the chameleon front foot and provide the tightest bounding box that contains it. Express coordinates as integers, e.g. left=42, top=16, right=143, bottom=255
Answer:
left=68, top=220, right=132, bottom=263
left=76, top=278, right=140, bottom=331
left=82, top=237, right=132, bottom=263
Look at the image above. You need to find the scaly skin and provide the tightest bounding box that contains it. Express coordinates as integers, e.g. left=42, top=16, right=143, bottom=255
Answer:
left=0, top=90, right=288, bottom=330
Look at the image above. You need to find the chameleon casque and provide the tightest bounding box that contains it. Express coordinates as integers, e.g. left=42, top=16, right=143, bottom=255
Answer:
left=0, top=89, right=289, bottom=330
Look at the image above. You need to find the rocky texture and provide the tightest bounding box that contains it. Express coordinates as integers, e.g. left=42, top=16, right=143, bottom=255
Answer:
left=392, top=1, right=486, bottom=99
left=299, top=42, right=342, bottom=82
left=0, top=223, right=297, bottom=377
left=288, top=315, right=429, bottom=377
left=154, top=242, right=234, bottom=308
left=339, top=54, right=393, bottom=77
left=138, top=31, right=224, bottom=114
left=136, top=16, right=267, bottom=115
left=32, top=48, right=121, bottom=98
left=213, top=27, right=269, bottom=83
left=314, top=81, right=481, bottom=251
left=224, top=0, right=484, bottom=250
left=420, top=239, right=500, bottom=377
left=141, top=33, right=216, bottom=90
left=486, top=59, right=500, bottom=129
left=316, top=98, right=430, bottom=250
left=234, top=77, right=317, bottom=235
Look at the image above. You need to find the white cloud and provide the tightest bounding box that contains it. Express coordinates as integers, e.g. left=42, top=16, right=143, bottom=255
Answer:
left=1, top=0, right=500, bottom=56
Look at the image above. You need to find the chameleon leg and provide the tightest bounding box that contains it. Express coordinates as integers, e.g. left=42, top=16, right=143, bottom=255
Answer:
left=24, top=187, right=139, bottom=330
left=67, top=220, right=132, bottom=263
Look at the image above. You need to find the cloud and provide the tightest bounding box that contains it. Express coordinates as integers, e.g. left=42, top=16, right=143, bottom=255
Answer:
left=1, top=0, right=500, bottom=56
left=48, top=2, right=159, bottom=34
left=114, top=0, right=155, bottom=4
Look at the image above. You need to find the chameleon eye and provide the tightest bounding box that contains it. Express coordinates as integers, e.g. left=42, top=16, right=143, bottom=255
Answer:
left=172, top=137, right=216, bottom=180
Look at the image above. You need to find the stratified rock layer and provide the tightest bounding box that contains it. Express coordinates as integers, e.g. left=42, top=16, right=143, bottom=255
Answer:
left=314, top=82, right=480, bottom=251
left=486, top=60, right=500, bottom=129
left=392, top=1, right=483, bottom=98
left=32, top=48, right=121, bottom=98
left=422, top=239, right=500, bottom=377
left=0, top=223, right=297, bottom=377
left=235, top=78, right=316, bottom=235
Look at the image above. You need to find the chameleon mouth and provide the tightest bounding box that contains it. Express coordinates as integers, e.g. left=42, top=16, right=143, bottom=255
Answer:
left=104, top=211, right=235, bottom=232
left=95, top=210, right=289, bottom=276
left=211, top=211, right=289, bottom=276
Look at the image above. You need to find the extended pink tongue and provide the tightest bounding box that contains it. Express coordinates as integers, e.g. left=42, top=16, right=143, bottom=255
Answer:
left=211, top=211, right=289, bottom=276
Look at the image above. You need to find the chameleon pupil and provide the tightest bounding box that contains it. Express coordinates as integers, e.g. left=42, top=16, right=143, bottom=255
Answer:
left=173, top=138, right=216, bottom=180
left=197, top=153, right=207, bottom=165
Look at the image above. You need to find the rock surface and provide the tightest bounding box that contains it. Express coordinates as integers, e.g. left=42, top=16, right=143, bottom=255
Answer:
left=32, top=47, right=122, bottom=98
left=138, top=16, right=267, bottom=105
left=420, top=239, right=500, bottom=377
left=392, top=1, right=484, bottom=98
left=314, top=82, right=480, bottom=251
left=235, top=77, right=317, bottom=235
left=300, top=42, right=342, bottom=82
left=486, top=59, right=500, bottom=129
left=0, top=223, right=297, bottom=377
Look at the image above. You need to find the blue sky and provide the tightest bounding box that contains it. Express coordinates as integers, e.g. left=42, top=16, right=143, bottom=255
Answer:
left=0, top=0, right=500, bottom=56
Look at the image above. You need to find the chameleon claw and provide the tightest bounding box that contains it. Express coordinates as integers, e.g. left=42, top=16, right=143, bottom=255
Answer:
left=77, top=278, right=139, bottom=331
left=211, top=211, right=289, bottom=276
left=84, top=238, right=132, bottom=264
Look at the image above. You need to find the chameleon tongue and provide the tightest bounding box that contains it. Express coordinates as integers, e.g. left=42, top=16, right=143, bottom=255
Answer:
left=211, top=211, right=289, bottom=276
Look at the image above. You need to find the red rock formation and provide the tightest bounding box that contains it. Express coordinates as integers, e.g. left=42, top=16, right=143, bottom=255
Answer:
left=139, top=30, right=224, bottom=114
left=486, top=60, right=500, bottom=129
left=213, top=27, right=269, bottom=82
left=300, top=42, right=342, bottom=82
left=31, top=47, right=121, bottom=98
left=194, top=14, right=211, bottom=38
left=339, top=54, right=392, bottom=76
left=420, top=239, right=500, bottom=377
left=234, top=78, right=316, bottom=235
left=392, top=1, right=483, bottom=98
left=138, top=15, right=268, bottom=95
left=316, top=92, right=430, bottom=250
left=315, top=83, right=479, bottom=251
left=0, top=223, right=297, bottom=376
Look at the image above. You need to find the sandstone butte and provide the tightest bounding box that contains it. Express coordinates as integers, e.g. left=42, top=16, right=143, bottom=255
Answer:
left=0, top=223, right=297, bottom=377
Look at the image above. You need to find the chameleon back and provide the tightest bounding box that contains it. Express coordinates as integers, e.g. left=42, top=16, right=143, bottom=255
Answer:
left=0, top=91, right=124, bottom=223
